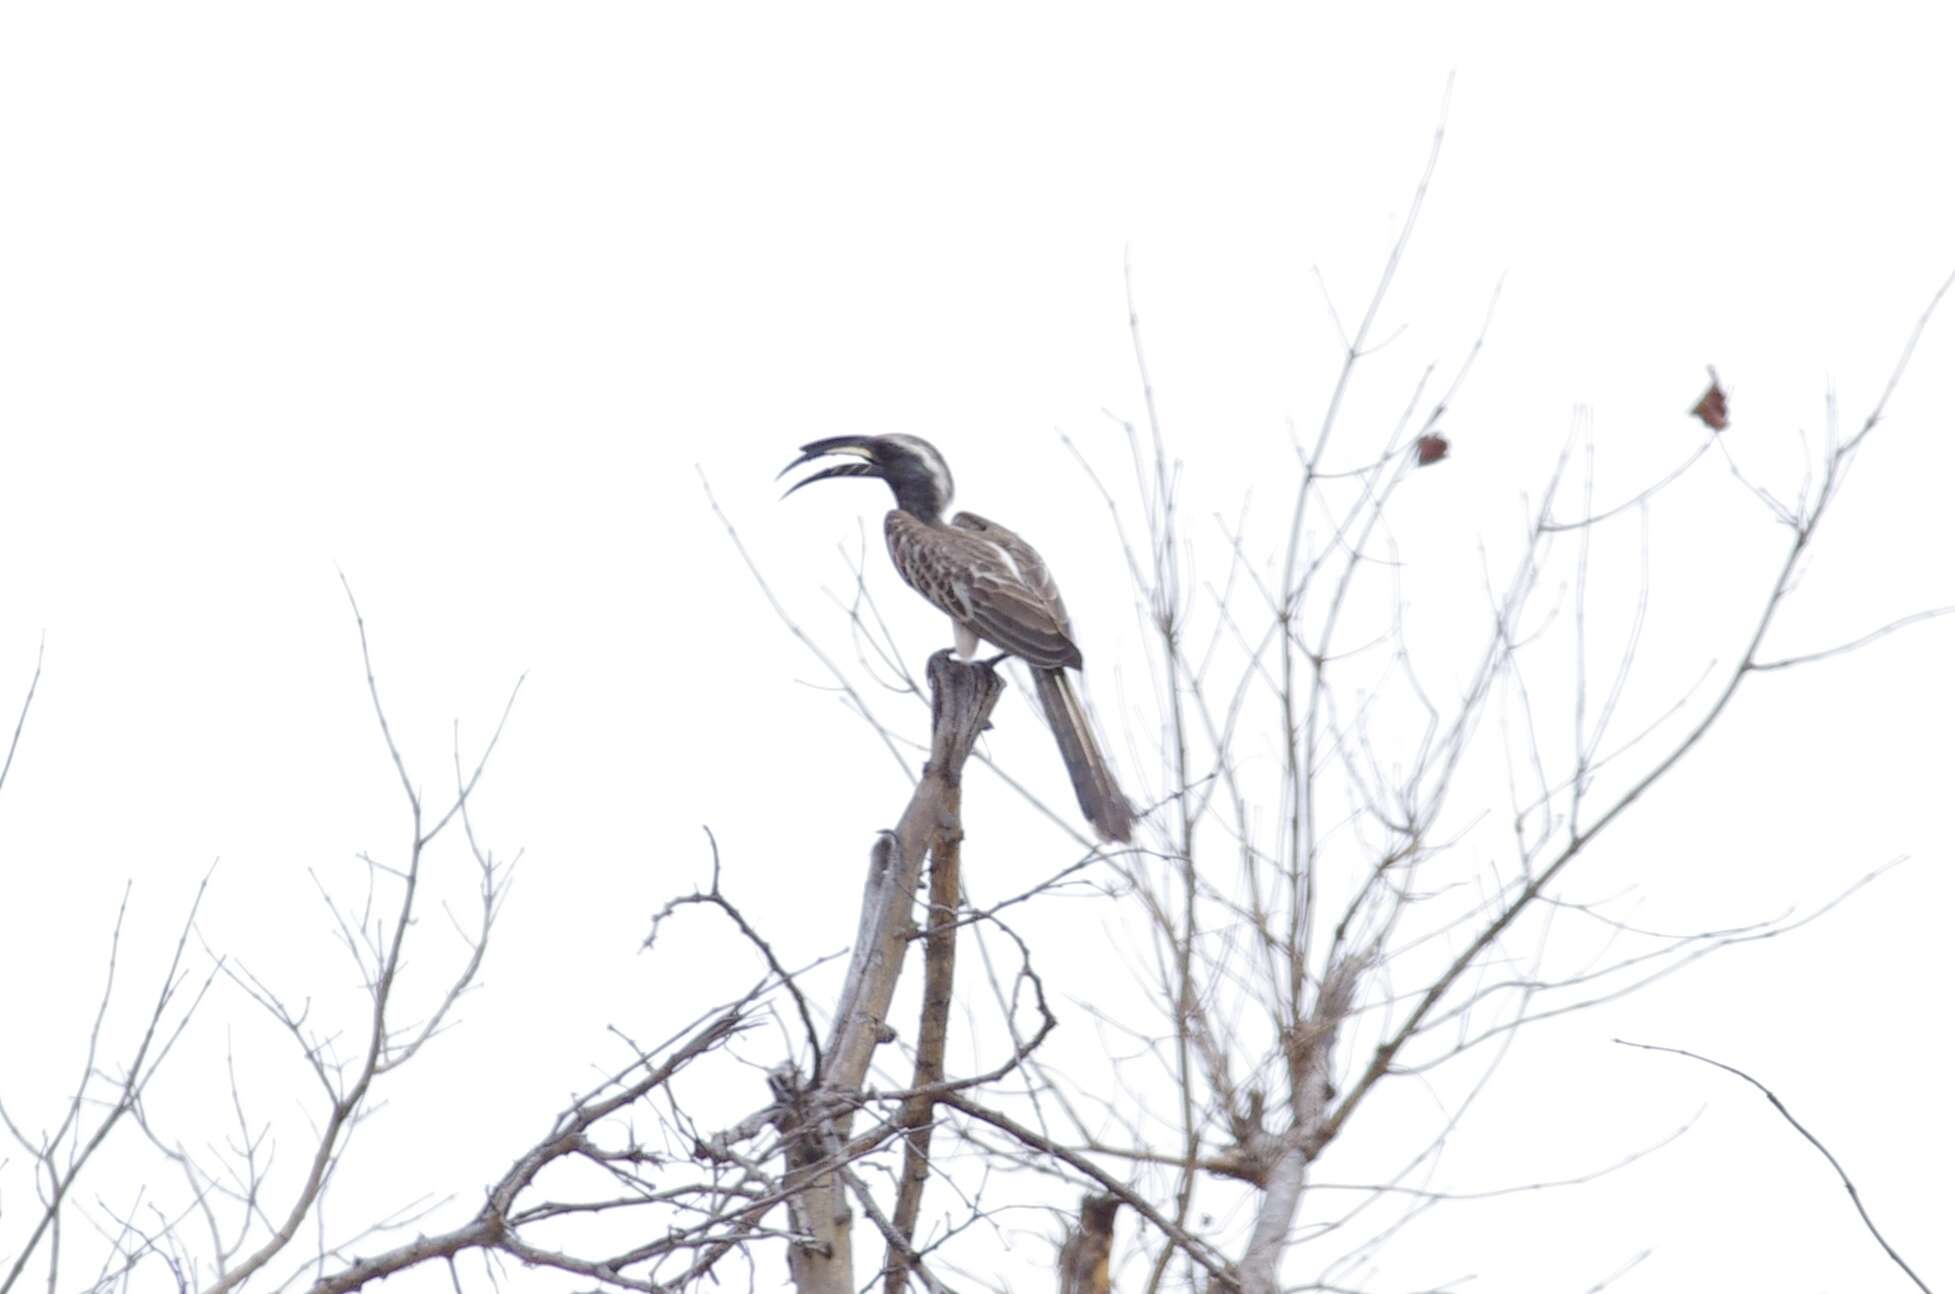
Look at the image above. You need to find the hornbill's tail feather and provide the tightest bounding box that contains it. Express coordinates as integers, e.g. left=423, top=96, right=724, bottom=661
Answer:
left=1033, top=668, right=1135, bottom=844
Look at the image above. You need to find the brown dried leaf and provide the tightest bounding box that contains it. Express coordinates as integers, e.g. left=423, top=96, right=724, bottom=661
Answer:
left=1691, top=367, right=1729, bottom=431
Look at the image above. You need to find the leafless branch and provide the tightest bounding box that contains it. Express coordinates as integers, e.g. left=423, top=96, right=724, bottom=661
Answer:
left=1, top=870, right=220, bottom=1294
left=648, top=826, right=826, bottom=1080
left=1751, top=604, right=1955, bottom=671
left=1615, top=1040, right=1931, bottom=1293
left=0, top=633, right=42, bottom=801
left=199, top=588, right=521, bottom=1294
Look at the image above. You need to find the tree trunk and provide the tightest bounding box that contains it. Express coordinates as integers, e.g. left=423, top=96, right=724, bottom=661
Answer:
left=785, top=653, right=1002, bottom=1294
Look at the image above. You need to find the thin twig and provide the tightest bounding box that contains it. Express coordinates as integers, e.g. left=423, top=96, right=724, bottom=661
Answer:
left=1751, top=604, right=1955, bottom=671
left=0, top=634, right=44, bottom=800
left=1615, top=1040, right=1931, bottom=1293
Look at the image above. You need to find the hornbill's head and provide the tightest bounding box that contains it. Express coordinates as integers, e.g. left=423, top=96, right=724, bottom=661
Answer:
left=779, top=434, right=955, bottom=523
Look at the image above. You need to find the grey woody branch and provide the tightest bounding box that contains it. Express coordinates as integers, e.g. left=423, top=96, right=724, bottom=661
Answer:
left=0, top=875, right=218, bottom=1294
left=787, top=651, right=1004, bottom=1294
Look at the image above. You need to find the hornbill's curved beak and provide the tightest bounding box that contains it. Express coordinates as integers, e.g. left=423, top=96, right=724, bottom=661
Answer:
left=778, top=437, right=884, bottom=498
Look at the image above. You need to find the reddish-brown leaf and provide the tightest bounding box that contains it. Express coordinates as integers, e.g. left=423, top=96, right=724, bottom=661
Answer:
left=1690, top=368, right=1729, bottom=431
left=1415, top=433, right=1450, bottom=466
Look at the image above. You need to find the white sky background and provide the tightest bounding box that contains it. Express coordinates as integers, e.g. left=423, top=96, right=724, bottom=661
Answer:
left=2, top=4, right=1952, bottom=1292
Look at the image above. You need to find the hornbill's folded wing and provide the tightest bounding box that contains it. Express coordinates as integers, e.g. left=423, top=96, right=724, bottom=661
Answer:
left=886, top=511, right=1082, bottom=669
left=952, top=511, right=1075, bottom=635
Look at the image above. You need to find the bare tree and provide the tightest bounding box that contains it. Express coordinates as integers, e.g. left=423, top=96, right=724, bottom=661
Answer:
left=908, top=145, right=1953, bottom=1289
left=5, top=132, right=1947, bottom=1294
left=706, top=118, right=1951, bottom=1291
left=0, top=601, right=1052, bottom=1293
left=0, top=584, right=525, bottom=1294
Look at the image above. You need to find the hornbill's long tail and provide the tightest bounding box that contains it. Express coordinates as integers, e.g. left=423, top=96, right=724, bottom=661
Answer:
left=1032, top=667, right=1134, bottom=844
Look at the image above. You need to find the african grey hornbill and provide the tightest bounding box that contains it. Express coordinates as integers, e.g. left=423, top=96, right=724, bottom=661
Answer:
left=781, top=434, right=1136, bottom=843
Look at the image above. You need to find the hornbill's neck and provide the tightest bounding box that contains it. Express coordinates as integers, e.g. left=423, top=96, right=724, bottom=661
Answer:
left=890, top=478, right=947, bottom=525
left=873, top=437, right=955, bottom=524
